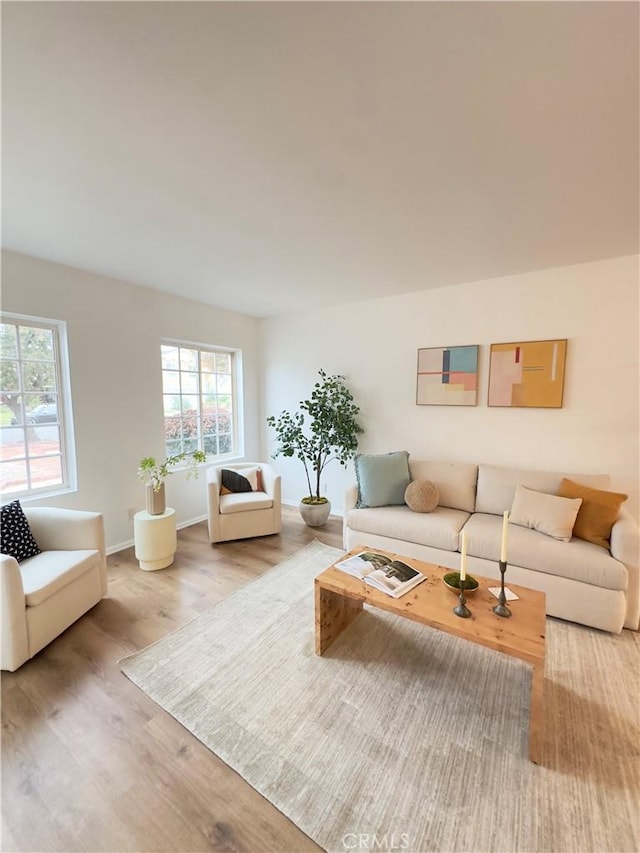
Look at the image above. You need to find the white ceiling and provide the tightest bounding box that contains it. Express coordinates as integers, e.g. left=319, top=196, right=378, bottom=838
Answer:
left=2, top=1, right=638, bottom=317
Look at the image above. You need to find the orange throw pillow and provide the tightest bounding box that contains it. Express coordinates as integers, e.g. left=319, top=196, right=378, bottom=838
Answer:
left=557, top=478, right=628, bottom=550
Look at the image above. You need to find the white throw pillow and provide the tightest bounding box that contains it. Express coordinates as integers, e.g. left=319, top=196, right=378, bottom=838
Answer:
left=510, top=484, right=582, bottom=542
left=239, top=466, right=260, bottom=491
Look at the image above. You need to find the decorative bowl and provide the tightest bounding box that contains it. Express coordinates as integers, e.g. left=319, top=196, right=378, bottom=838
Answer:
left=443, top=572, right=479, bottom=595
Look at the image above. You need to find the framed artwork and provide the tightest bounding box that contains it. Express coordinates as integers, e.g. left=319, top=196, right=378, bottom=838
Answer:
left=416, top=345, right=479, bottom=406
left=488, top=339, right=567, bottom=408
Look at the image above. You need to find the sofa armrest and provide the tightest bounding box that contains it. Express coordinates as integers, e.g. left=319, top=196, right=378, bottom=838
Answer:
left=24, top=508, right=105, bottom=553
left=344, top=484, right=358, bottom=514
left=207, top=467, right=223, bottom=512
left=610, top=509, right=640, bottom=566
left=260, top=464, right=281, bottom=502
left=1, top=554, right=29, bottom=671
left=610, top=508, right=640, bottom=630
left=23, top=508, right=107, bottom=596
left=343, top=484, right=359, bottom=550
left=207, top=467, right=223, bottom=542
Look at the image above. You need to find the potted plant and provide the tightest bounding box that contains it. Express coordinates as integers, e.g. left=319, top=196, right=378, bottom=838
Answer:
left=267, top=370, right=363, bottom=527
left=137, top=450, right=206, bottom=515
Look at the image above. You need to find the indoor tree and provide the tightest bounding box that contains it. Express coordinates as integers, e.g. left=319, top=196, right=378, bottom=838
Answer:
left=267, top=369, right=364, bottom=507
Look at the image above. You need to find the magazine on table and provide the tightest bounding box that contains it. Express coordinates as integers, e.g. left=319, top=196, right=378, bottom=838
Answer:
left=335, top=550, right=427, bottom=598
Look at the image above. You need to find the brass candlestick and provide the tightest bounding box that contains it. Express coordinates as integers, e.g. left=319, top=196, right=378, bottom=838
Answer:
left=493, top=559, right=511, bottom=618
left=453, top=575, right=471, bottom=618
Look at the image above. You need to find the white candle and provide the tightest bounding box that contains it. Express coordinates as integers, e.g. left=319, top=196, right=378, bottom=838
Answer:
left=460, top=532, right=467, bottom=581
left=501, top=511, right=509, bottom=563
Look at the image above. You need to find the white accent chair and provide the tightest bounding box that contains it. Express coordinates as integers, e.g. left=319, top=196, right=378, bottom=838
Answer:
left=1, top=507, right=107, bottom=671
left=207, top=462, right=282, bottom=544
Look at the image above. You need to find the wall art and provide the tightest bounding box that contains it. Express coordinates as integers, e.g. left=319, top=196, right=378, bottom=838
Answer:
left=488, top=339, right=567, bottom=408
left=416, top=345, right=479, bottom=406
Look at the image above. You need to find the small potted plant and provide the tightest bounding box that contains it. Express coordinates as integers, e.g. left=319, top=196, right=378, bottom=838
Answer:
left=267, top=370, right=363, bottom=527
left=137, top=450, right=206, bottom=515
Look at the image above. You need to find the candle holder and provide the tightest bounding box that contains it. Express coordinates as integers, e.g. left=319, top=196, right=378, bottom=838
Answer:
left=453, top=576, right=471, bottom=618
left=493, top=559, right=512, bottom=618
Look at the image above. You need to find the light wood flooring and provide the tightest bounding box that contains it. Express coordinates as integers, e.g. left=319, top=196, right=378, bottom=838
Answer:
left=1, top=507, right=344, bottom=853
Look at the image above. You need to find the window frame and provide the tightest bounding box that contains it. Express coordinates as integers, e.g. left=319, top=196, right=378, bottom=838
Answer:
left=160, top=338, right=244, bottom=463
left=0, top=312, right=77, bottom=501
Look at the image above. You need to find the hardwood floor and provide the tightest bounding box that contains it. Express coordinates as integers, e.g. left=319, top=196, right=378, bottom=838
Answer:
left=1, top=507, right=344, bottom=853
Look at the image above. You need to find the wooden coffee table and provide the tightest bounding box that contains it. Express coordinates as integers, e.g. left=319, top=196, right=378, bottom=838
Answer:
left=314, top=546, right=546, bottom=764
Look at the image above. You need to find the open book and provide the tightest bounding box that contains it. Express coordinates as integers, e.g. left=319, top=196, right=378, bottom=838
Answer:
left=335, top=551, right=427, bottom=598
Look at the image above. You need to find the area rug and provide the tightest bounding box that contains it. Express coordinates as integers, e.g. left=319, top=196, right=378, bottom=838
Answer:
left=120, top=541, right=640, bottom=853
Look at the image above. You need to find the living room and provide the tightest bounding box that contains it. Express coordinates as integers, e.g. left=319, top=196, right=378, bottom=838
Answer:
left=2, top=2, right=639, bottom=852
left=4, top=250, right=638, bottom=548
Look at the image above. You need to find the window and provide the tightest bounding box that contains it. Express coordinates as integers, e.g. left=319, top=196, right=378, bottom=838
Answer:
left=0, top=314, right=76, bottom=499
left=161, top=341, right=240, bottom=459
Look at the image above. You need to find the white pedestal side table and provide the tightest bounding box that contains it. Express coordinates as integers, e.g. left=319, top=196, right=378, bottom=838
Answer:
left=134, top=508, right=177, bottom=571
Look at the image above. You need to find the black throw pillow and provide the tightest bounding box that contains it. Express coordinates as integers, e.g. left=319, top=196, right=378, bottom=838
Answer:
left=221, top=469, right=254, bottom=493
left=1, top=500, right=41, bottom=562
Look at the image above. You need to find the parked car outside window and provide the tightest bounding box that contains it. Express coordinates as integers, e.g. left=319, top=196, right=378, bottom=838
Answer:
left=28, top=404, right=58, bottom=424
left=10, top=403, right=58, bottom=425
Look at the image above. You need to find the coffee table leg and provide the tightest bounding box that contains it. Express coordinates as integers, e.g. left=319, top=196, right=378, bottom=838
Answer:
left=528, top=660, right=545, bottom=764
left=315, top=584, right=363, bottom=655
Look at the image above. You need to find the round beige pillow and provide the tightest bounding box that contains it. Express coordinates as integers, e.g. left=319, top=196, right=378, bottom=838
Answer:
left=405, top=479, right=439, bottom=513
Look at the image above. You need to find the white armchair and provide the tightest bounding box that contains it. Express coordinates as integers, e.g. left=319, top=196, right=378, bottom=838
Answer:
left=1, top=507, right=107, bottom=671
left=207, top=462, right=282, bottom=543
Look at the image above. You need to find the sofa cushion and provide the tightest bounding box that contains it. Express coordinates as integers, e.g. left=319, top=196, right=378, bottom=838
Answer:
left=1, top=500, right=41, bottom=563
left=346, top=505, right=470, bottom=552
left=462, top=513, right=627, bottom=591
left=408, top=461, right=478, bottom=512
left=475, top=464, right=610, bottom=516
left=510, top=484, right=582, bottom=542
left=20, top=549, right=101, bottom=607
left=405, top=480, right=439, bottom=513
left=557, top=478, right=628, bottom=550
left=355, top=451, right=410, bottom=508
left=219, top=492, right=273, bottom=514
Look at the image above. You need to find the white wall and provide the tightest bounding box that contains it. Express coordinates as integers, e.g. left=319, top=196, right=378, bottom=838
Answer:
left=261, top=255, right=640, bottom=520
left=1, top=250, right=261, bottom=550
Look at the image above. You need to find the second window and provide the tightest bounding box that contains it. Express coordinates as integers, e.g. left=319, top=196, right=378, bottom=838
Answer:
left=161, top=342, right=238, bottom=459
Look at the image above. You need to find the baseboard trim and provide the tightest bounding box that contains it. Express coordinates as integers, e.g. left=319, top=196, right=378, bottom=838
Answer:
left=177, top=513, right=208, bottom=530
left=106, top=513, right=208, bottom=555
left=107, top=539, right=134, bottom=556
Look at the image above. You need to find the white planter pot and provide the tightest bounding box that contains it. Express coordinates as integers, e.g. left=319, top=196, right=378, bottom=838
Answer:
left=299, top=499, right=331, bottom=527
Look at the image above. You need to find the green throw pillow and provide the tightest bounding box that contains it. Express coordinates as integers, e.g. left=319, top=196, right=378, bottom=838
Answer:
left=355, top=451, right=411, bottom=508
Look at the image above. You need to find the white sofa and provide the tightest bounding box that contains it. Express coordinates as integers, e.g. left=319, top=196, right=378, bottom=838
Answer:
left=344, top=461, right=639, bottom=634
left=1, top=507, right=107, bottom=671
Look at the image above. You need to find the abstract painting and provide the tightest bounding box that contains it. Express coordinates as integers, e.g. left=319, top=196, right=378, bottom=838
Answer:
left=416, top=345, right=479, bottom=406
left=488, top=339, right=567, bottom=408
